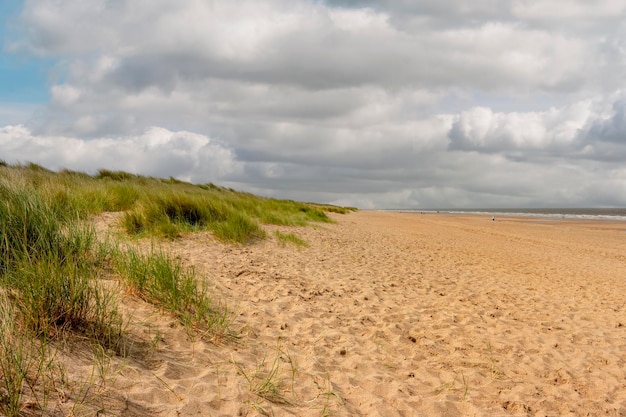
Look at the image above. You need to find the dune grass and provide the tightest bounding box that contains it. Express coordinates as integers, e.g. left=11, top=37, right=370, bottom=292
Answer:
left=0, top=162, right=351, bottom=244
left=112, top=245, right=235, bottom=341
left=235, top=349, right=296, bottom=407
left=0, top=177, right=142, bottom=412
left=121, top=189, right=334, bottom=243
left=275, top=231, right=308, bottom=247
left=0, top=292, right=36, bottom=417
left=0, top=179, right=124, bottom=346
left=0, top=178, right=121, bottom=415
left=0, top=162, right=354, bottom=413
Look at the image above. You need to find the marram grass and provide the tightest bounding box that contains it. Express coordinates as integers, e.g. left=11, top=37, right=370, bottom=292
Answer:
left=0, top=179, right=125, bottom=347
left=121, top=189, right=337, bottom=243
left=275, top=230, right=308, bottom=247
left=112, top=245, right=236, bottom=341
left=0, top=292, right=33, bottom=417
left=1, top=162, right=353, bottom=244
left=0, top=161, right=354, bottom=413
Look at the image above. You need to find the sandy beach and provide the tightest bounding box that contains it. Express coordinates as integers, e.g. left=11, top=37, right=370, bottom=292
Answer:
left=80, top=210, right=626, bottom=416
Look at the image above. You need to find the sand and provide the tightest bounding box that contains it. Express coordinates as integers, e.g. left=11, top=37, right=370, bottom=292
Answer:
left=66, top=210, right=626, bottom=416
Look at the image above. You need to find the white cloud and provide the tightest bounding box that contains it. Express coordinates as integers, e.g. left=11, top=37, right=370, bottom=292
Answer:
left=448, top=105, right=583, bottom=152
left=448, top=93, right=626, bottom=164
left=0, top=125, right=238, bottom=182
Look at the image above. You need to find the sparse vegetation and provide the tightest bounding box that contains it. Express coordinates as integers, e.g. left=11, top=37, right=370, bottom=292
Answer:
left=311, top=203, right=358, bottom=215
left=275, top=230, right=308, bottom=247
left=0, top=161, right=354, bottom=414
left=235, top=349, right=296, bottom=407
left=113, top=245, right=235, bottom=341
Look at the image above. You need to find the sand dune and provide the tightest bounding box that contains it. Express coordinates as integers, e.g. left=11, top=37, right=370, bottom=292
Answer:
left=79, top=210, right=626, bottom=416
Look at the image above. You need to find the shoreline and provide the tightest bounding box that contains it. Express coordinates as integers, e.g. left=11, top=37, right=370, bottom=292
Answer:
left=382, top=208, right=626, bottom=222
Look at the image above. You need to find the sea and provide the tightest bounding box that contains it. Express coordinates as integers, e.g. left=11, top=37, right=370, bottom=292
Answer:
left=387, top=208, right=626, bottom=221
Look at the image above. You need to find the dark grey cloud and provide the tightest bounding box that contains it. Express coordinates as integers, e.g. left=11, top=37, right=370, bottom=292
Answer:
left=585, top=99, right=626, bottom=144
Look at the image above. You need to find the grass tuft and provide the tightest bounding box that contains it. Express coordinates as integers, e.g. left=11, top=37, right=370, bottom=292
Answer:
left=235, top=350, right=295, bottom=407
left=113, top=246, right=235, bottom=341
left=212, top=213, right=266, bottom=244
left=0, top=178, right=125, bottom=345
left=0, top=180, right=65, bottom=271
left=275, top=231, right=308, bottom=247
left=96, top=169, right=136, bottom=181
left=0, top=292, right=54, bottom=417
left=0, top=292, right=31, bottom=417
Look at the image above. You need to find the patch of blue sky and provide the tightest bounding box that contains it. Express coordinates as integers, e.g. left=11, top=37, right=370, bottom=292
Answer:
left=1, top=0, right=53, bottom=105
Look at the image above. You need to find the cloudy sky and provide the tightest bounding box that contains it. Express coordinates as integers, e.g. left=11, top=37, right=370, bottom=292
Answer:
left=1, top=0, right=625, bottom=208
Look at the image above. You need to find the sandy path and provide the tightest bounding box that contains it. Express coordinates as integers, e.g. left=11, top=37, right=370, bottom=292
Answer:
left=87, top=210, right=626, bottom=416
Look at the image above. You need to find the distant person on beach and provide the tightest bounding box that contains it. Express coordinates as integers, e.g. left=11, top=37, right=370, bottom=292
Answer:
left=492, top=216, right=495, bottom=221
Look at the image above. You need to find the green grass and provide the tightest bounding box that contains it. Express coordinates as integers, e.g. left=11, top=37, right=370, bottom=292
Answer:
left=14, top=255, right=124, bottom=348
left=310, top=203, right=358, bottom=215
left=0, top=290, right=59, bottom=417
left=96, top=168, right=137, bottom=181
left=212, top=212, right=266, bottom=243
left=122, top=191, right=231, bottom=236
left=235, top=350, right=295, bottom=407
left=1, top=161, right=353, bottom=244
left=119, top=183, right=341, bottom=243
left=113, top=246, right=235, bottom=342
left=275, top=231, right=308, bottom=247
left=0, top=161, right=355, bottom=413
left=0, top=292, right=33, bottom=417
left=0, top=177, right=125, bottom=414
left=0, top=179, right=125, bottom=346
left=0, top=179, right=65, bottom=270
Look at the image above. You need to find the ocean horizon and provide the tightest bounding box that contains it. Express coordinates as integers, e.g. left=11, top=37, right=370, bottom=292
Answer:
left=386, top=208, right=626, bottom=221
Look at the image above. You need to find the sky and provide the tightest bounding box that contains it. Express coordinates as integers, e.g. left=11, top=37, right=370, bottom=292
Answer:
left=1, top=0, right=625, bottom=209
